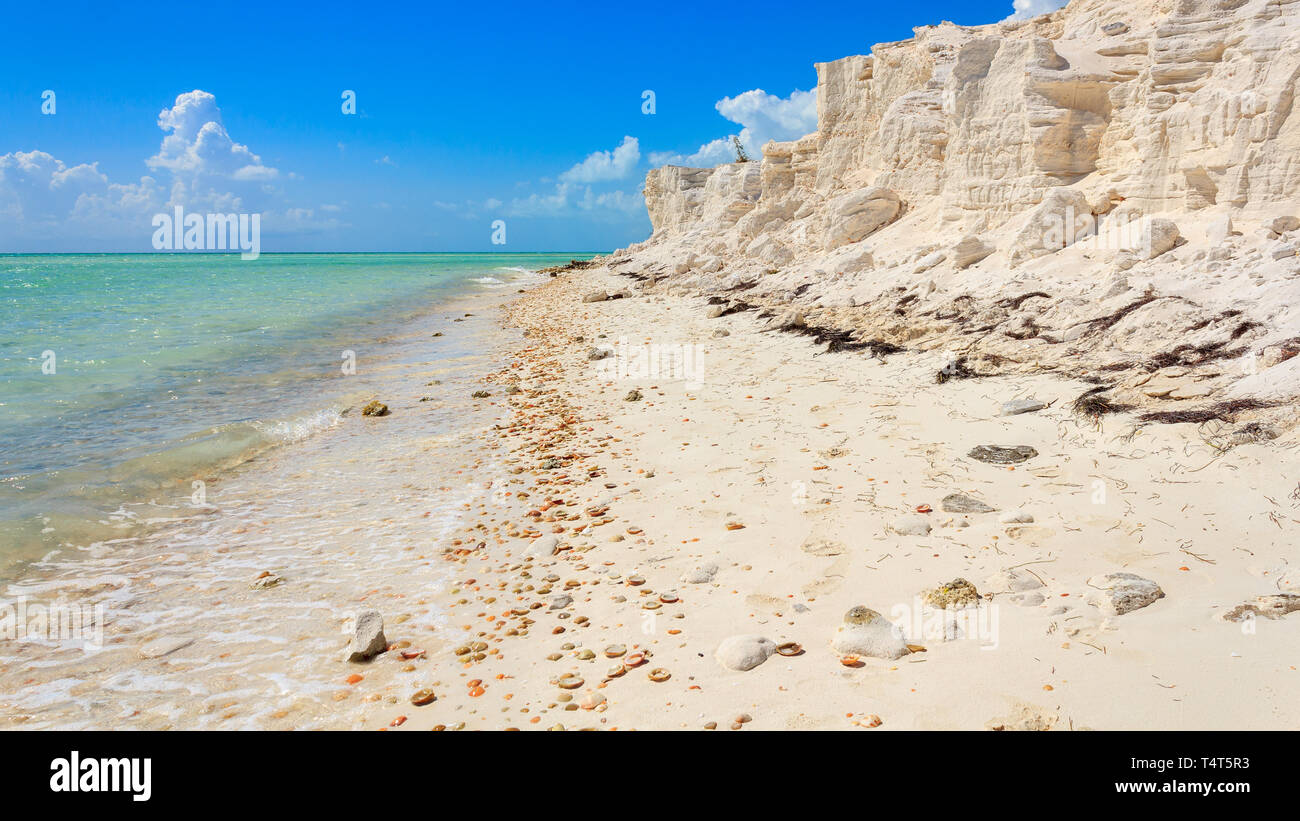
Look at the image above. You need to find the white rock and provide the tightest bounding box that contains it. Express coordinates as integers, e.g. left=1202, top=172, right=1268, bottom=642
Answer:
left=1140, top=218, right=1181, bottom=260
left=346, top=610, right=387, bottom=662
left=715, top=634, right=777, bottom=671
left=953, top=235, right=995, bottom=269
left=525, top=535, right=559, bottom=559
left=830, top=606, right=910, bottom=660
left=681, top=563, right=718, bottom=584
left=1086, top=572, right=1164, bottom=615
left=889, top=514, right=932, bottom=536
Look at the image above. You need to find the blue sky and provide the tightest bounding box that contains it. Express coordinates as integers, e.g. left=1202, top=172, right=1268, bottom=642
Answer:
left=0, top=0, right=1055, bottom=252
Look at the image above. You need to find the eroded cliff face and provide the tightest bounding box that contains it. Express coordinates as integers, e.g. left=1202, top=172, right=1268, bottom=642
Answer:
left=609, top=0, right=1300, bottom=415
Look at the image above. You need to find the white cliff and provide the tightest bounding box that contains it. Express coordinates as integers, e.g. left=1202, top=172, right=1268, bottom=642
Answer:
left=607, top=0, right=1300, bottom=419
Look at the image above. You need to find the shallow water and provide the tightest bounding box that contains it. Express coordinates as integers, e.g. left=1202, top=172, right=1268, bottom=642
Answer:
left=0, top=253, right=575, bottom=571
left=0, top=253, right=578, bottom=729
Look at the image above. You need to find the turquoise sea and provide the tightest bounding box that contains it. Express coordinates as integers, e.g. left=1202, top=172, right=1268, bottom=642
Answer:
left=0, top=252, right=585, bottom=569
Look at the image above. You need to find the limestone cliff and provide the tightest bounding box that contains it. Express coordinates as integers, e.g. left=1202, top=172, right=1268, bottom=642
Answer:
left=607, top=0, right=1300, bottom=418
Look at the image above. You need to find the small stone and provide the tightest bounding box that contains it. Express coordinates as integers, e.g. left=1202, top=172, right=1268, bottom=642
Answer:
left=922, top=578, right=980, bottom=609
left=1219, top=594, right=1300, bottom=623
left=549, top=594, right=572, bottom=611
left=347, top=609, right=387, bottom=662
left=967, top=445, right=1037, bottom=464
left=587, top=347, right=613, bottom=361
left=361, top=400, right=389, bottom=417
left=712, top=329, right=730, bottom=338
left=582, top=290, right=608, bottom=303
left=1101, top=21, right=1129, bottom=35
left=889, top=514, right=932, bottom=536
left=138, top=637, right=195, bottom=659
left=250, top=572, right=284, bottom=590
left=941, top=493, right=996, bottom=514
left=471, top=390, right=491, bottom=399
left=706, top=305, right=726, bottom=319
left=681, top=563, right=718, bottom=584
left=1086, top=572, right=1164, bottom=615
left=715, top=635, right=777, bottom=671
left=986, top=567, right=1044, bottom=593
left=624, top=389, right=642, bottom=402
left=1000, top=398, right=1047, bottom=416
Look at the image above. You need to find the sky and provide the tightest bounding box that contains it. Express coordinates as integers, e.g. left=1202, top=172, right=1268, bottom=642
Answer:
left=0, top=0, right=1065, bottom=253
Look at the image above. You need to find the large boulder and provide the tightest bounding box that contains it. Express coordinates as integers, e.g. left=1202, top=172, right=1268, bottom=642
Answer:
left=1009, top=188, right=1094, bottom=263
left=823, top=188, right=901, bottom=250
left=1140, top=217, right=1181, bottom=260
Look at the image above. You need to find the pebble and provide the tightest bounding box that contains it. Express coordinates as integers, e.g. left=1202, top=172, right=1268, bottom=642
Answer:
left=715, top=634, right=777, bottom=671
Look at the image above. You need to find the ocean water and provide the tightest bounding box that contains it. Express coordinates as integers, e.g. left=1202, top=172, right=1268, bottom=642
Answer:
left=0, top=252, right=582, bottom=573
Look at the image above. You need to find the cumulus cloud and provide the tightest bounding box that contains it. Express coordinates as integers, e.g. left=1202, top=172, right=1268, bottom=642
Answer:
left=1005, top=0, right=1068, bottom=20
left=497, top=135, right=647, bottom=220
left=0, top=90, right=333, bottom=248
left=559, top=136, right=640, bottom=183
left=653, top=88, right=817, bottom=168
left=148, top=90, right=277, bottom=181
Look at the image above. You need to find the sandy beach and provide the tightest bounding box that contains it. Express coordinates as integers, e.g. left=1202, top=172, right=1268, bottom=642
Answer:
left=350, top=262, right=1299, bottom=732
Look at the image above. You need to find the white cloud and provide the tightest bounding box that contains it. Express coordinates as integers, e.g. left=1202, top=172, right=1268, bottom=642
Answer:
left=148, top=90, right=277, bottom=181
left=654, top=88, right=817, bottom=168
left=1005, top=0, right=1068, bottom=20
left=559, top=136, right=640, bottom=183
left=0, top=90, right=317, bottom=247
left=507, top=181, right=644, bottom=219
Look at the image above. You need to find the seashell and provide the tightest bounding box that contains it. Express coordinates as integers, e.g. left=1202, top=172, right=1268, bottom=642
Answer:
left=410, top=688, right=437, bottom=706
left=839, top=655, right=864, bottom=668
left=623, top=652, right=646, bottom=668
left=604, top=644, right=626, bottom=658
left=576, top=649, right=595, bottom=660
left=646, top=668, right=671, bottom=682
left=556, top=674, right=584, bottom=690
left=627, top=575, right=646, bottom=586
left=776, top=641, right=803, bottom=657
left=606, top=665, right=626, bottom=678
left=642, top=601, right=661, bottom=610
left=659, top=593, right=679, bottom=604
left=454, top=645, right=471, bottom=656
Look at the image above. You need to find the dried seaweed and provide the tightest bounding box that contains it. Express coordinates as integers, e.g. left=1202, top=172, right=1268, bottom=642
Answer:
left=1138, top=398, right=1277, bottom=425
left=1080, top=291, right=1163, bottom=336
left=1144, top=340, right=1247, bottom=371
left=1070, top=386, right=1129, bottom=419
left=1000, top=291, right=1051, bottom=310
left=773, top=322, right=905, bottom=357
left=935, top=355, right=979, bottom=383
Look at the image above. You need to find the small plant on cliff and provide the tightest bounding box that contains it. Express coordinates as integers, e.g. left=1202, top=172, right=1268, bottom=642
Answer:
left=732, top=136, right=750, bottom=163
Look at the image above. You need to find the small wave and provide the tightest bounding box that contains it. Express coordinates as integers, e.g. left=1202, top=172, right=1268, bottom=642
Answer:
left=250, top=407, right=344, bottom=444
